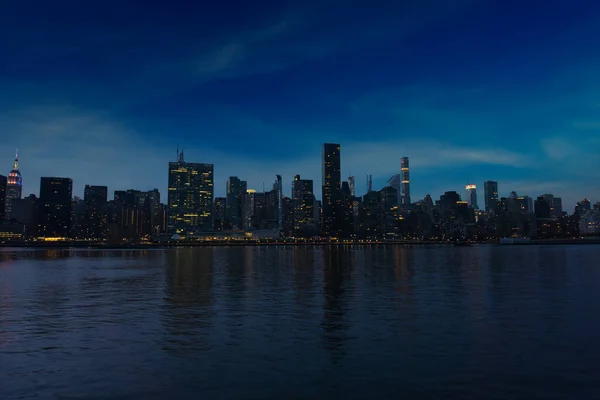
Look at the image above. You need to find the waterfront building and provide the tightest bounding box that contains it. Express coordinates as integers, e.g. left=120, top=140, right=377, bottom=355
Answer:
left=83, top=185, right=108, bottom=239
left=0, top=174, right=6, bottom=220
left=5, top=150, right=22, bottom=219
left=322, top=143, right=342, bottom=236
left=226, top=176, right=247, bottom=230
left=168, top=150, right=214, bottom=234
left=484, top=181, right=498, bottom=213
left=292, top=175, right=314, bottom=237
left=400, top=157, right=411, bottom=206
left=38, top=177, right=73, bottom=238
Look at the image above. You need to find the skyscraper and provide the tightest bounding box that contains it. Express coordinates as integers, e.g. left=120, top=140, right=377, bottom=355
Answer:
left=213, top=197, right=226, bottom=230
left=322, top=143, right=342, bottom=237
left=484, top=181, right=499, bottom=213
left=0, top=175, right=6, bottom=220
left=292, top=175, right=314, bottom=236
left=38, top=177, right=73, bottom=238
left=143, top=189, right=161, bottom=237
left=400, top=157, right=411, bottom=206
left=465, top=184, right=478, bottom=209
left=168, top=150, right=214, bottom=234
left=5, top=150, right=22, bottom=219
left=387, top=174, right=401, bottom=206
left=276, top=174, right=283, bottom=234
left=541, top=194, right=563, bottom=219
left=226, top=176, right=247, bottom=229
left=84, top=185, right=108, bottom=239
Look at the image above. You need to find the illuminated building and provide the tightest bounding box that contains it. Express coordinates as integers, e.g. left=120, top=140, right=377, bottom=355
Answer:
left=540, top=194, right=563, bottom=219
left=0, top=174, right=6, bottom=220
left=83, top=185, right=108, bottom=239
left=243, top=189, right=256, bottom=229
left=322, top=143, right=342, bottom=236
left=400, top=157, right=411, bottom=206
left=226, top=176, right=247, bottom=229
left=292, top=175, right=314, bottom=236
left=168, top=150, right=214, bottom=234
left=38, top=177, right=73, bottom=238
left=465, top=184, right=478, bottom=209
left=484, top=181, right=498, bottom=213
left=5, top=150, right=22, bottom=219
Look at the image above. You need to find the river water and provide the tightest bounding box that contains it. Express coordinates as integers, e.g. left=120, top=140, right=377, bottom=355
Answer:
left=1, top=245, right=599, bottom=399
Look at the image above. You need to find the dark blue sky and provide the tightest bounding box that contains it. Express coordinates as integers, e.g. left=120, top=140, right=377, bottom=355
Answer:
left=1, top=0, right=599, bottom=208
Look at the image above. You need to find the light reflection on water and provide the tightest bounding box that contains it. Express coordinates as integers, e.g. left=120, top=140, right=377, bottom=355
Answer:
left=1, top=245, right=600, bottom=399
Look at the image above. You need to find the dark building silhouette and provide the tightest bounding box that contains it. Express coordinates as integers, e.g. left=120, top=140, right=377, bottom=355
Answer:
left=168, top=150, right=214, bottom=234
left=226, top=176, right=247, bottom=230
left=535, top=196, right=551, bottom=219
left=379, top=186, right=400, bottom=237
left=282, top=196, right=294, bottom=237
left=106, top=190, right=164, bottom=242
left=0, top=174, right=6, bottom=220
left=213, top=197, right=226, bottom=230
left=540, top=194, right=562, bottom=219
left=5, top=150, right=22, bottom=219
left=276, top=175, right=283, bottom=235
left=322, top=143, right=342, bottom=236
left=292, top=175, right=315, bottom=237
left=400, top=157, right=411, bottom=206
left=357, top=190, right=380, bottom=239
left=10, top=194, right=38, bottom=237
left=340, top=181, right=354, bottom=237
left=387, top=174, right=401, bottom=206
left=143, top=189, right=162, bottom=237
left=38, top=177, right=73, bottom=238
left=83, top=185, right=108, bottom=239
left=484, top=181, right=498, bottom=214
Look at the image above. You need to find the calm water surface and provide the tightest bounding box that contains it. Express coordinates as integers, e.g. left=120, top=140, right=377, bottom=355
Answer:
left=1, top=245, right=600, bottom=399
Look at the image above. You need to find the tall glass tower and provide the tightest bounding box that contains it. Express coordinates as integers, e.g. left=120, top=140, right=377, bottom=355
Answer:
left=484, top=181, right=499, bottom=213
left=400, top=157, right=411, bottom=206
left=168, top=150, right=214, bottom=234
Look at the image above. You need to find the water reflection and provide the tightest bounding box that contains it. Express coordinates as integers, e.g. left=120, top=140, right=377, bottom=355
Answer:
left=3, top=246, right=600, bottom=399
left=162, top=248, right=214, bottom=355
left=321, top=247, right=353, bottom=363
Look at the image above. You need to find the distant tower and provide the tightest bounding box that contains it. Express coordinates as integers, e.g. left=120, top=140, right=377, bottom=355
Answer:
left=400, top=157, right=411, bottom=206
left=276, top=174, right=283, bottom=235
left=322, top=143, right=342, bottom=237
left=5, top=149, right=22, bottom=219
left=484, top=181, right=499, bottom=213
left=348, top=176, right=358, bottom=217
left=387, top=174, right=401, bottom=206
left=465, top=184, right=478, bottom=209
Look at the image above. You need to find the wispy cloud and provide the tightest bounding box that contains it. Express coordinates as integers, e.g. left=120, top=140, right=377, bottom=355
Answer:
left=0, top=106, right=531, bottom=198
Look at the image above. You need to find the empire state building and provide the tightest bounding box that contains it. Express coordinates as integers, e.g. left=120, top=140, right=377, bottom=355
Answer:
left=5, top=150, right=22, bottom=218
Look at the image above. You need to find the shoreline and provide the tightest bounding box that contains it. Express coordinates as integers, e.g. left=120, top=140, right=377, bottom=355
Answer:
left=1, top=238, right=600, bottom=249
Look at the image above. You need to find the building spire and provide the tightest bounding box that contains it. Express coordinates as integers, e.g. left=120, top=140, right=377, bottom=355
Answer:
left=13, top=148, right=18, bottom=170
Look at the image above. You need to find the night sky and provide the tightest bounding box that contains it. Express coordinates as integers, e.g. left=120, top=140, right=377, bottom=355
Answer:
left=1, top=0, right=599, bottom=209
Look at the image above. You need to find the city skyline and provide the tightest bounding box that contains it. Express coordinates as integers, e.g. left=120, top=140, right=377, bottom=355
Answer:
left=0, top=146, right=594, bottom=212
left=2, top=2, right=600, bottom=209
